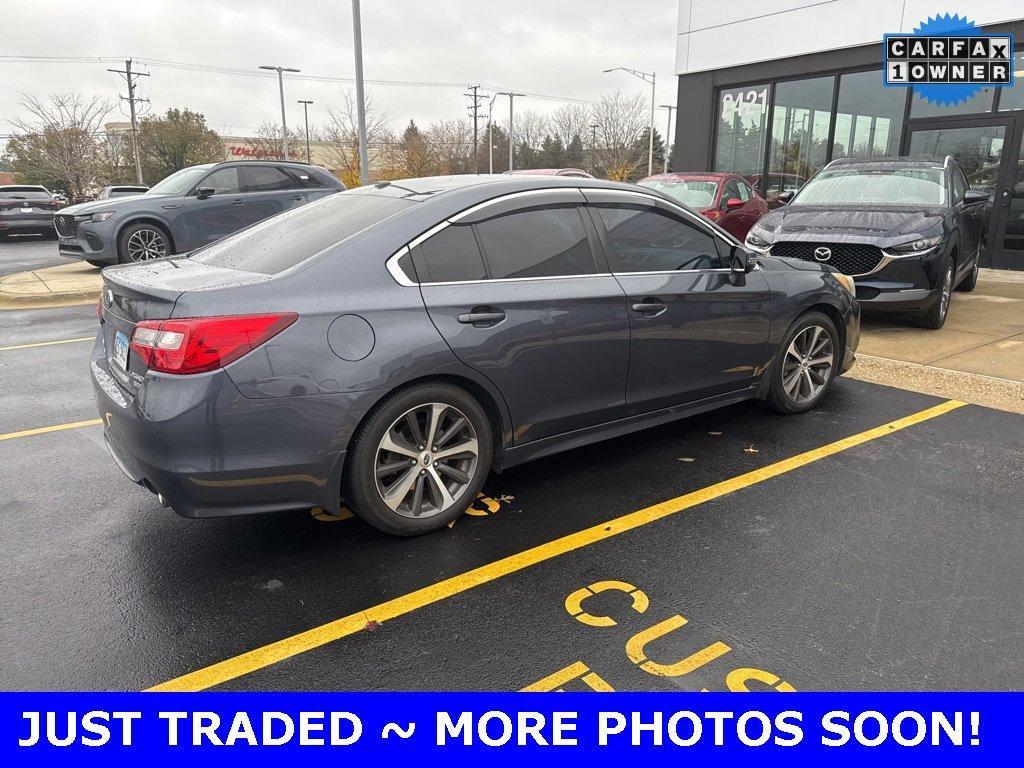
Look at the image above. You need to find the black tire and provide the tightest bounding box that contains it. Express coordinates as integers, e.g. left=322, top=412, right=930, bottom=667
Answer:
left=956, top=249, right=980, bottom=292
left=343, top=382, right=493, bottom=536
left=117, top=221, right=171, bottom=264
left=764, top=311, right=841, bottom=414
left=916, top=258, right=955, bottom=329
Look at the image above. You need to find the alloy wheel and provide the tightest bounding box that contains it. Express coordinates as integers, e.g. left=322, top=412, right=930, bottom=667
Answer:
left=126, top=228, right=167, bottom=261
left=781, top=325, right=834, bottom=405
left=374, top=402, right=479, bottom=519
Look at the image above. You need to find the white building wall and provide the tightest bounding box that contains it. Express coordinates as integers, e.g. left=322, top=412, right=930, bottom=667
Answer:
left=676, top=0, right=1024, bottom=74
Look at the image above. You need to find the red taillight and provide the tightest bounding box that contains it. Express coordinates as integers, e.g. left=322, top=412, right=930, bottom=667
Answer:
left=130, top=313, right=297, bottom=375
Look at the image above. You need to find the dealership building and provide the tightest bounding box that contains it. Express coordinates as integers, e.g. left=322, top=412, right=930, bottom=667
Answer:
left=673, top=0, right=1024, bottom=269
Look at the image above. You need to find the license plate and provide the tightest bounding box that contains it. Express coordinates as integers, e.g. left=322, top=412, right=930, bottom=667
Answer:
left=21, top=207, right=32, bottom=213
left=113, top=330, right=130, bottom=371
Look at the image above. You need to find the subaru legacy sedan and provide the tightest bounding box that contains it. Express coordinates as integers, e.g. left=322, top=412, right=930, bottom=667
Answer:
left=55, top=160, right=343, bottom=266
left=92, top=175, right=859, bottom=536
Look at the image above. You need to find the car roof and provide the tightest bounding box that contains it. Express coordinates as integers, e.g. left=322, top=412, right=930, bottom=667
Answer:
left=0, top=184, right=48, bottom=190
left=826, top=155, right=948, bottom=170
left=349, top=173, right=655, bottom=203
left=505, top=168, right=593, bottom=177
left=213, top=159, right=321, bottom=169
left=640, top=172, right=732, bottom=183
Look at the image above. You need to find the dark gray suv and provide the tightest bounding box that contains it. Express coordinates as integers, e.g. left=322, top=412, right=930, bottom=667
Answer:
left=55, top=160, right=343, bottom=266
left=92, top=174, right=859, bottom=536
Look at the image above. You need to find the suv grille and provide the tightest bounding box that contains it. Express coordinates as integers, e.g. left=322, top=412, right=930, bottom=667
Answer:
left=771, top=241, right=884, bottom=276
left=53, top=214, right=78, bottom=238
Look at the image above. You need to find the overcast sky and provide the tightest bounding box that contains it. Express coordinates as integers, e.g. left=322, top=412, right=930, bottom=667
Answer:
left=2, top=0, right=679, bottom=141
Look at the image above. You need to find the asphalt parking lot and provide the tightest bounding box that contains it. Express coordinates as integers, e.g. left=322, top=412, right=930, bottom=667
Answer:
left=1, top=238, right=1023, bottom=693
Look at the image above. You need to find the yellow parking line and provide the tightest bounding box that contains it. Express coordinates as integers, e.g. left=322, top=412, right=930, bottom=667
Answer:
left=147, top=399, right=966, bottom=692
left=0, top=418, right=103, bottom=442
left=0, top=336, right=93, bottom=352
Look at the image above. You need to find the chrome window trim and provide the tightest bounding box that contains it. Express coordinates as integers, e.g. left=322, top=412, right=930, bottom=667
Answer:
left=385, top=246, right=417, bottom=287
left=448, top=188, right=582, bottom=223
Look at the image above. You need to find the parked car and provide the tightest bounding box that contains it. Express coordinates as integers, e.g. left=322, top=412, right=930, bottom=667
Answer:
left=0, top=185, right=59, bottom=239
left=505, top=168, right=595, bottom=178
left=55, top=160, right=344, bottom=266
left=745, top=156, right=986, bottom=329
left=93, top=174, right=858, bottom=535
left=747, top=173, right=807, bottom=209
left=97, top=185, right=150, bottom=199
left=638, top=172, right=768, bottom=240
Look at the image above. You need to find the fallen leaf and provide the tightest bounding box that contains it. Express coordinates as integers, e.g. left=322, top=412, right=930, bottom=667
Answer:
left=744, top=445, right=759, bottom=454
left=365, top=620, right=380, bottom=632
left=709, top=431, right=723, bottom=436
left=677, top=457, right=696, bottom=463
left=498, top=494, right=515, bottom=503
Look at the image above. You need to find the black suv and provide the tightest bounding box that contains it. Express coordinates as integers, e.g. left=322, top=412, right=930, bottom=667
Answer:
left=745, top=156, right=987, bottom=329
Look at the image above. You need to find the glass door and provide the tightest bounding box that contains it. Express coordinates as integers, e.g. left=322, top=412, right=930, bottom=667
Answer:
left=905, top=116, right=1024, bottom=269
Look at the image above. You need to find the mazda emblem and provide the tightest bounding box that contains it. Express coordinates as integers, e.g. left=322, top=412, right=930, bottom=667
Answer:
left=813, top=247, right=832, bottom=262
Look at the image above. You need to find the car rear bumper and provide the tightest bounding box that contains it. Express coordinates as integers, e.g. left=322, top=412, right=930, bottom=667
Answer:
left=0, top=215, right=54, bottom=232
left=91, top=338, right=356, bottom=518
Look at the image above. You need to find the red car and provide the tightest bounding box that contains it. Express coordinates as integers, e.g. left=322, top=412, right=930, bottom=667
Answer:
left=638, top=172, right=769, bottom=241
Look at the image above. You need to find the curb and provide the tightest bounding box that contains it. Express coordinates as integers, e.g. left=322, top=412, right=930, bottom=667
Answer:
left=0, top=265, right=102, bottom=311
left=0, top=288, right=99, bottom=310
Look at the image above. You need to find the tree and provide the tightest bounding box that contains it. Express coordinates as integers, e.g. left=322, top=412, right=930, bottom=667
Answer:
left=565, top=133, right=585, bottom=168
left=425, top=119, right=473, bottom=175
left=6, top=92, right=111, bottom=200
left=398, top=120, right=434, bottom=178
left=247, top=122, right=306, bottom=163
left=538, top=134, right=565, bottom=168
left=137, top=108, right=224, bottom=182
left=549, top=104, right=590, bottom=150
left=632, top=127, right=666, bottom=179
left=590, top=91, right=647, bottom=181
left=322, top=88, right=393, bottom=186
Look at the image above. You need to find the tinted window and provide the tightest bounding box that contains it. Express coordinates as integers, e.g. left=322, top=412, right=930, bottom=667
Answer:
left=246, top=166, right=294, bottom=192
left=475, top=206, right=596, bottom=279
left=714, top=84, right=770, bottom=178
left=766, top=76, right=835, bottom=197
left=0, top=189, right=52, bottom=200
left=833, top=69, right=906, bottom=160
left=411, top=225, right=487, bottom=282
left=291, top=169, right=325, bottom=188
left=189, top=192, right=414, bottom=274
left=202, top=167, right=242, bottom=194
left=597, top=206, right=722, bottom=272
left=722, top=179, right=741, bottom=206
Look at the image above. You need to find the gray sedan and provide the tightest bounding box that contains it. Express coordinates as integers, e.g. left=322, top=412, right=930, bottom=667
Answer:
left=92, top=174, right=859, bottom=536
left=55, top=160, right=344, bottom=266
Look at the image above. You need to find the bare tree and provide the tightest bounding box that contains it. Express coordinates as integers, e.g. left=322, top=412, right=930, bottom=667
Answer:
left=7, top=93, right=112, bottom=200
left=426, top=119, right=474, bottom=175
left=548, top=103, right=590, bottom=149
left=503, top=109, right=548, bottom=155
left=322, top=88, right=392, bottom=186
left=590, top=91, right=647, bottom=180
left=247, top=122, right=306, bottom=162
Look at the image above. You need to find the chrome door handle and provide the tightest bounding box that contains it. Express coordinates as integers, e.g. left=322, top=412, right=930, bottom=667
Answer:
left=631, top=299, right=667, bottom=317
left=457, top=310, right=506, bottom=326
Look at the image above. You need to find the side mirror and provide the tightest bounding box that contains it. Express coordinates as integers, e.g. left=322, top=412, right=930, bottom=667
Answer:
left=963, top=189, right=990, bottom=205
left=196, top=186, right=215, bottom=200
left=724, top=197, right=744, bottom=211
left=729, top=246, right=757, bottom=274
left=776, top=190, right=794, bottom=205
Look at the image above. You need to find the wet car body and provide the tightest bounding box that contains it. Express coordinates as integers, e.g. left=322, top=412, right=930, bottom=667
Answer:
left=91, top=174, right=858, bottom=526
left=638, top=172, right=769, bottom=240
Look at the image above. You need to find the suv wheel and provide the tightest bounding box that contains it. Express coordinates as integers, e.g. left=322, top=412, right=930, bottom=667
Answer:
left=917, top=259, right=954, bottom=329
left=765, top=312, right=840, bottom=414
left=343, top=382, right=492, bottom=536
left=118, top=222, right=170, bottom=263
left=956, top=247, right=980, bottom=293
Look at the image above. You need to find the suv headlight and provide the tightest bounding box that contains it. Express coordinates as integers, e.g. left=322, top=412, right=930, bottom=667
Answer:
left=745, top=232, right=771, bottom=249
left=889, top=235, right=941, bottom=254
left=76, top=212, right=114, bottom=223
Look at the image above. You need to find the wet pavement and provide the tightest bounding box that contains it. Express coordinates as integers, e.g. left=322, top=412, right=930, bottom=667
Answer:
left=1, top=268, right=1022, bottom=692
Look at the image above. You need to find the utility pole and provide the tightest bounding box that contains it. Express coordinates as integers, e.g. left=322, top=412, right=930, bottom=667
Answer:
left=107, top=59, right=149, bottom=185
left=259, top=64, right=301, bottom=159
left=351, top=0, right=370, bottom=185
left=659, top=104, right=675, bottom=173
left=488, top=92, right=501, bottom=173
left=604, top=67, right=656, bottom=176
left=298, top=100, right=314, bottom=163
left=464, top=85, right=485, bottom=173
left=589, top=123, right=599, bottom=175
left=497, top=92, right=525, bottom=171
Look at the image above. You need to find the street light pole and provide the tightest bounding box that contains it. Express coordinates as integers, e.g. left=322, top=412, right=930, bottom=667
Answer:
left=604, top=66, right=656, bottom=176
left=659, top=104, right=675, bottom=173
left=259, top=64, right=301, bottom=160
left=497, top=92, right=525, bottom=171
left=298, top=99, right=314, bottom=164
left=488, top=93, right=500, bottom=174
left=589, top=123, right=599, bottom=175
left=351, top=0, right=370, bottom=185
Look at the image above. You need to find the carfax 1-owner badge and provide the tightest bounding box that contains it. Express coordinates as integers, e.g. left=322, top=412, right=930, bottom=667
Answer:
left=885, top=13, right=1014, bottom=105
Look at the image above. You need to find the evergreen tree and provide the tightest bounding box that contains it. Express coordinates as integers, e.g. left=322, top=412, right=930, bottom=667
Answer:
left=565, top=133, right=585, bottom=168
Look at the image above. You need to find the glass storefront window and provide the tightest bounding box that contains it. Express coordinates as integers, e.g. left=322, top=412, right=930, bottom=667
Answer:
left=765, top=75, right=834, bottom=202
left=713, top=84, right=770, bottom=182
left=909, top=86, right=994, bottom=117
left=998, top=51, right=1024, bottom=111
left=832, top=69, right=906, bottom=159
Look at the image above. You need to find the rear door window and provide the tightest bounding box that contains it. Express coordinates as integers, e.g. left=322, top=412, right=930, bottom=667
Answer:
left=245, top=165, right=295, bottom=192
left=595, top=205, right=722, bottom=272
left=410, top=225, right=487, bottom=283
left=201, top=167, right=242, bottom=194
left=474, top=206, right=597, bottom=279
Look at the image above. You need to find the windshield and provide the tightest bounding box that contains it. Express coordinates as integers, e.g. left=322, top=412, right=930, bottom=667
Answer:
left=793, top=168, right=946, bottom=206
left=639, top=179, right=719, bottom=209
left=0, top=189, right=52, bottom=201
left=146, top=165, right=215, bottom=195
left=188, top=191, right=416, bottom=274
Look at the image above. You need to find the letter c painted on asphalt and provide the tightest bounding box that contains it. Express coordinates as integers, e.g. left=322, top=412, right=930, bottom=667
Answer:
left=564, top=580, right=650, bottom=627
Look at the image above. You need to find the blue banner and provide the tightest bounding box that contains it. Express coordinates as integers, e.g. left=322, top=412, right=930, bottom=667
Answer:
left=1, top=692, right=1019, bottom=766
